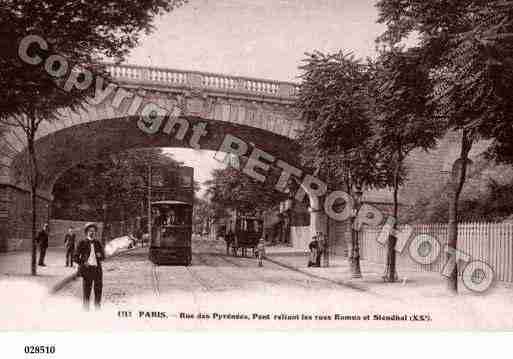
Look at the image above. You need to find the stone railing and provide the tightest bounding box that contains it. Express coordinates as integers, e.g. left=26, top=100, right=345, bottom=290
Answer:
left=105, top=63, right=299, bottom=100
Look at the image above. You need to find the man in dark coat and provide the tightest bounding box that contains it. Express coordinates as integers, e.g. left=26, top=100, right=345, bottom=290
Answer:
left=74, top=222, right=105, bottom=310
left=307, top=236, right=320, bottom=268
left=64, top=227, right=76, bottom=267
left=36, top=224, right=49, bottom=266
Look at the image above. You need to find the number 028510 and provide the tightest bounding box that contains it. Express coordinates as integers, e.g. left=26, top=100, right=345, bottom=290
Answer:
left=24, top=345, right=56, bottom=354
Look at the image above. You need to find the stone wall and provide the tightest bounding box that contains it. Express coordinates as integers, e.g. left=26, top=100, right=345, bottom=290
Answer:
left=48, top=219, right=104, bottom=248
left=290, top=226, right=310, bottom=251
left=0, top=184, right=51, bottom=252
left=289, top=220, right=348, bottom=254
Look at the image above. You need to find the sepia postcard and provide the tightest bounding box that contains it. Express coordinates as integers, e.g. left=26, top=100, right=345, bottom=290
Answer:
left=2, top=0, right=513, bottom=342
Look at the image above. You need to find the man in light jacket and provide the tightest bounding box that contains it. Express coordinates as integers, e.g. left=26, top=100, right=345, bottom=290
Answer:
left=74, top=222, right=105, bottom=310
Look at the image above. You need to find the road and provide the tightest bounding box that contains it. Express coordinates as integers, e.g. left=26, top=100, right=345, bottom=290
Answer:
left=4, top=240, right=513, bottom=330
left=59, top=240, right=357, bottom=306
left=41, top=240, right=512, bottom=330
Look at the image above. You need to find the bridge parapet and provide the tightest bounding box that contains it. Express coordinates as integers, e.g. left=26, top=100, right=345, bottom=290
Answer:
left=1, top=64, right=303, bottom=191
left=106, top=64, right=299, bottom=100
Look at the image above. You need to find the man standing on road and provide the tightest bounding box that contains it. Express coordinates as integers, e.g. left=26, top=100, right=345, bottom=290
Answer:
left=64, top=227, right=76, bottom=267
left=36, top=223, right=49, bottom=266
left=74, top=223, right=105, bottom=310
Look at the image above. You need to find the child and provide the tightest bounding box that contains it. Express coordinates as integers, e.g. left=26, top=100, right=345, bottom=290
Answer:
left=256, top=238, right=266, bottom=267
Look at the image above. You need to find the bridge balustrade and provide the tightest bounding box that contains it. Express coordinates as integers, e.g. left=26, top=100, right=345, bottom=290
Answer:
left=106, top=64, right=299, bottom=99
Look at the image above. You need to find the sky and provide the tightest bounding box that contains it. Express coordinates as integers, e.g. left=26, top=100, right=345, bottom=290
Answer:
left=127, top=0, right=385, bottom=196
left=128, top=0, right=385, bottom=81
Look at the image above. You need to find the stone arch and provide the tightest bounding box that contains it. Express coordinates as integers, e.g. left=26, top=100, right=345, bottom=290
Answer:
left=1, top=114, right=306, bottom=250
left=10, top=115, right=301, bottom=196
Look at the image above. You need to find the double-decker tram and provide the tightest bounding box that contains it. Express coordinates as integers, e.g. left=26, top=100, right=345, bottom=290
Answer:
left=149, top=200, right=193, bottom=265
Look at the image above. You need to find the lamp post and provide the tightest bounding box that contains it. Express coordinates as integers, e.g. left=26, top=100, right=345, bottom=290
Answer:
left=349, top=188, right=363, bottom=278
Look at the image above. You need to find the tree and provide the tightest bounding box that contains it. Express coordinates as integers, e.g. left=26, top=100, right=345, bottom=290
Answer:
left=404, top=162, right=513, bottom=224
left=0, top=86, right=90, bottom=276
left=205, top=164, right=288, bottom=217
left=193, top=197, right=216, bottom=235
left=296, top=51, right=392, bottom=277
left=0, top=0, right=186, bottom=275
left=53, top=148, right=182, bottom=222
left=377, top=0, right=513, bottom=292
left=369, top=47, right=441, bottom=282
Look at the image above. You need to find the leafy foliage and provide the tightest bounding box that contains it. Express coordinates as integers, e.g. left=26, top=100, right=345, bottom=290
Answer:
left=296, top=51, right=393, bottom=194
left=377, top=0, right=513, bottom=147
left=377, top=0, right=513, bottom=288
left=369, top=47, right=442, bottom=214
left=0, top=0, right=186, bottom=121
left=405, top=175, right=513, bottom=223
left=370, top=48, right=440, bottom=158
left=368, top=46, right=443, bottom=281
left=0, top=1, right=186, bottom=274
left=192, top=197, right=219, bottom=233
left=205, top=162, right=288, bottom=217
left=52, top=148, right=182, bottom=221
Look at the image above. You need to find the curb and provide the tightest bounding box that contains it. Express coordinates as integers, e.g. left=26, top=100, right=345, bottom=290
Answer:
left=265, top=251, right=308, bottom=257
left=264, top=255, right=369, bottom=293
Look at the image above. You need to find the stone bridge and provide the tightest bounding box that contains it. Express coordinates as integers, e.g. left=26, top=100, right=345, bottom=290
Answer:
left=0, top=64, right=304, bottom=250
left=0, top=63, right=483, bottom=252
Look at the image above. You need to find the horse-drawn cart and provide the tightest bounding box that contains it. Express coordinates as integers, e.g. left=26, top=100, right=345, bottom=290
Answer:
left=219, top=215, right=263, bottom=257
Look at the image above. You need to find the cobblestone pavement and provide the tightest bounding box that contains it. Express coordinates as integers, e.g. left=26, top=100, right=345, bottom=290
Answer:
left=4, top=240, right=513, bottom=329
left=0, top=248, right=77, bottom=289
left=56, top=240, right=513, bottom=305
left=57, top=240, right=359, bottom=306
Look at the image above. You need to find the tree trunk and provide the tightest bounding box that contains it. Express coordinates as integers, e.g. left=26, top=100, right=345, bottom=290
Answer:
left=349, top=186, right=362, bottom=278
left=28, top=135, right=38, bottom=276
left=447, top=190, right=459, bottom=292
left=30, top=183, right=37, bottom=276
left=324, top=217, right=330, bottom=267
left=447, top=130, right=473, bottom=293
left=384, top=161, right=401, bottom=282
left=349, top=219, right=362, bottom=278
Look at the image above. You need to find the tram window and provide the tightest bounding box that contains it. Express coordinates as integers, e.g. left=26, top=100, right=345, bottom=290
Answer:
left=154, top=211, right=166, bottom=226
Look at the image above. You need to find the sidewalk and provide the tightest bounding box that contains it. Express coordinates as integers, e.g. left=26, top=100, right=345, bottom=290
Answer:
left=0, top=238, right=142, bottom=293
left=0, top=248, right=77, bottom=290
left=266, top=245, right=306, bottom=256
left=266, top=252, right=513, bottom=299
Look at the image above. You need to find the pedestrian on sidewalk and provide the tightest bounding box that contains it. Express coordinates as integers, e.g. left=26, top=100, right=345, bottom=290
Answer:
left=36, top=224, right=49, bottom=266
left=307, top=235, right=320, bottom=268
left=256, top=238, right=266, bottom=267
left=74, top=222, right=105, bottom=311
left=64, top=227, right=76, bottom=267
